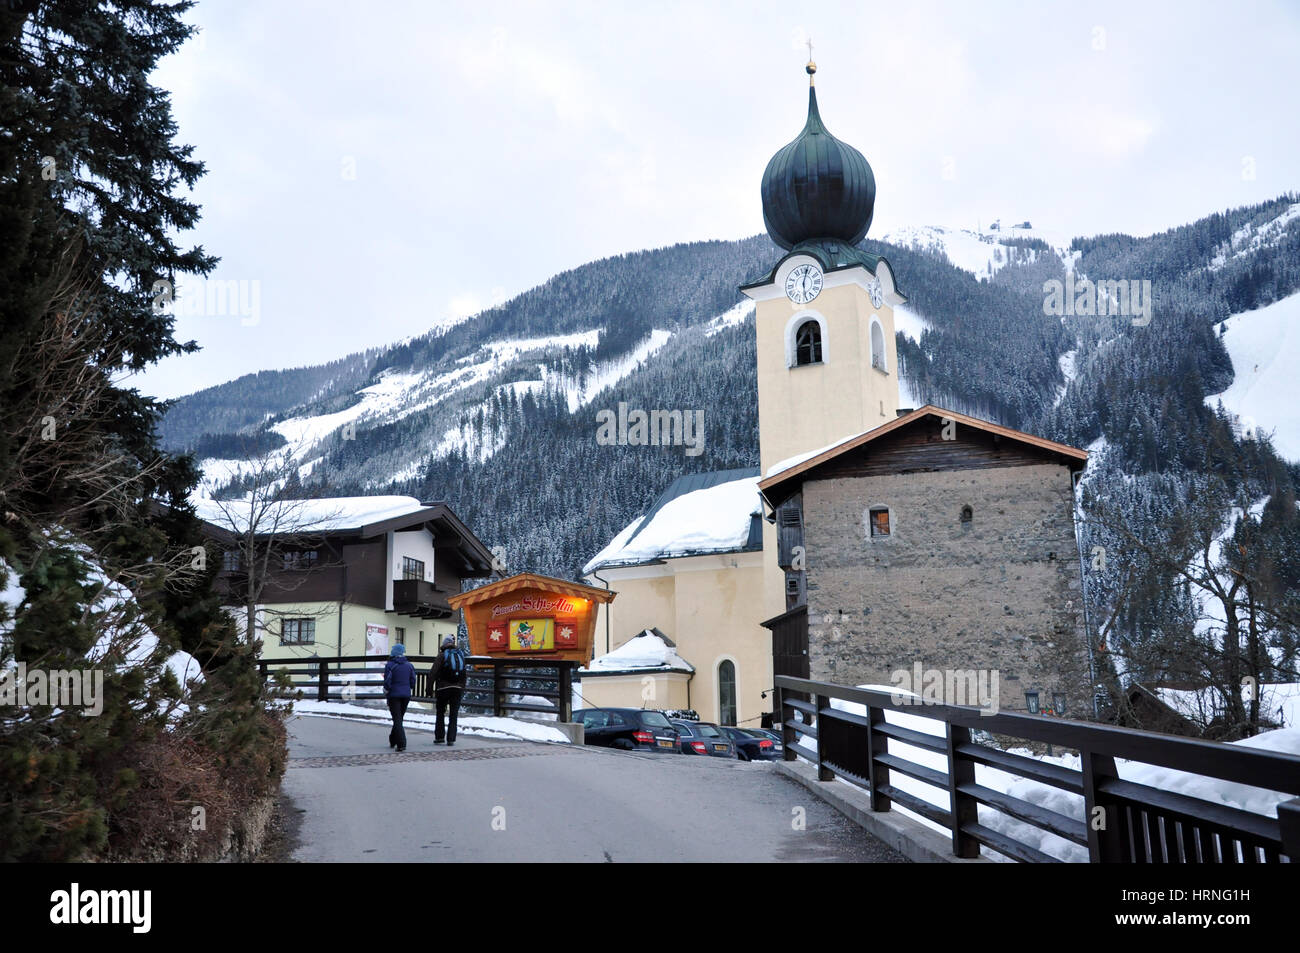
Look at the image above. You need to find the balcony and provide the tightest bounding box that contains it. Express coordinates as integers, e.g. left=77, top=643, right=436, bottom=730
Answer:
left=392, top=578, right=453, bottom=619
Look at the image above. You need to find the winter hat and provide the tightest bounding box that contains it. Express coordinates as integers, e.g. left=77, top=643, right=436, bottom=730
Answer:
left=391, top=643, right=406, bottom=657
left=441, top=636, right=456, bottom=648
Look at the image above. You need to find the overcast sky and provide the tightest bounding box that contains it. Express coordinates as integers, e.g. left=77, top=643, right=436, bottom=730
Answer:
left=136, top=0, right=1300, bottom=400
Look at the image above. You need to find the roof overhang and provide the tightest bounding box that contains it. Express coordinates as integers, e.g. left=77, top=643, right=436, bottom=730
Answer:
left=448, top=572, right=618, bottom=611
left=759, top=405, right=1089, bottom=507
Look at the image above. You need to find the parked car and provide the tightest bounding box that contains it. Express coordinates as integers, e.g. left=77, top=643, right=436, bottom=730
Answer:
left=574, top=708, right=679, bottom=753
left=670, top=719, right=736, bottom=758
left=720, top=725, right=783, bottom=761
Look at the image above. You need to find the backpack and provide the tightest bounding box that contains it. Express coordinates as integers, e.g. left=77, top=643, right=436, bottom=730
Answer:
left=438, top=646, right=467, bottom=682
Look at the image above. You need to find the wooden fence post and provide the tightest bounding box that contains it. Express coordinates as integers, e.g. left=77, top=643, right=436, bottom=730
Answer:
left=776, top=686, right=795, bottom=762
left=866, top=704, right=891, bottom=812
left=493, top=660, right=505, bottom=717
left=946, top=724, right=980, bottom=858
left=317, top=659, right=328, bottom=702
left=559, top=664, right=573, bottom=722
left=815, top=694, right=833, bottom=781
left=1082, top=749, right=1125, bottom=862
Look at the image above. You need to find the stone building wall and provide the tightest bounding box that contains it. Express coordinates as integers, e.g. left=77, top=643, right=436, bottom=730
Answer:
left=802, top=463, right=1092, bottom=717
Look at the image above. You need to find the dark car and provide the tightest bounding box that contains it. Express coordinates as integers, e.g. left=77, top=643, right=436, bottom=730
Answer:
left=575, top=708, right=679, bottom=753
left=670, top=719, right=736, bottom=758
left=720, top=725, right=783, bottom=761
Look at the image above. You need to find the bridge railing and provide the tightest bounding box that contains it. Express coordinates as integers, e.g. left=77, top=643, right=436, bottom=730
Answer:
left=258, top=655, right=576, bottom=722
left=774, top=675, right=1300, bottom=863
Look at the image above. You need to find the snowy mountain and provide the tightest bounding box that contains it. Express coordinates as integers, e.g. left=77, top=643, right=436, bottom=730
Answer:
left=163, top=196, right=1300, bottom=656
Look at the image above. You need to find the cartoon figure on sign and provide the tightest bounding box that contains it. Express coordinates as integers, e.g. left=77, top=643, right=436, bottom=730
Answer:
left=508, top=618, right=554, bottom=652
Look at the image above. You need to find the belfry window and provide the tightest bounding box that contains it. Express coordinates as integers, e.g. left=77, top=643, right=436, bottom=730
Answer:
left=871, top=320, right=887, bottom=372
left=795, top=320, right=823, bottom=366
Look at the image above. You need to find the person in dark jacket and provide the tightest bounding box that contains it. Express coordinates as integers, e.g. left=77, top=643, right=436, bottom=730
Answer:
left=429, top=635, right=467, bottom=746
left=383, top=643, right=416, bottom=752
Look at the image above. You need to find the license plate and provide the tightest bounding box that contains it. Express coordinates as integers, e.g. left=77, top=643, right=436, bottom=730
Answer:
left=714, top=744, right=727, bottom=752
left=657, top=739, right=674, bottom=748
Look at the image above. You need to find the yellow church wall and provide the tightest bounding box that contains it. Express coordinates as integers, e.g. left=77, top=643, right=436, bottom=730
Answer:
left=752, top=266, right=899, bottom=477
left=583, top=553, right=769, bottom=726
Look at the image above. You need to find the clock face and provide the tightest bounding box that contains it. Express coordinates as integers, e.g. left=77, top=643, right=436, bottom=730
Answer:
left=867, top=276, right=884, bottom=309
left=785, top=263, right=823, bottom=304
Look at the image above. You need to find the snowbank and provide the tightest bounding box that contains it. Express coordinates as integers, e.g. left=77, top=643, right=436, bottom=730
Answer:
left=292, top=700, right=569, bottom=743
left=1206, top=291, right=1300, bottom=461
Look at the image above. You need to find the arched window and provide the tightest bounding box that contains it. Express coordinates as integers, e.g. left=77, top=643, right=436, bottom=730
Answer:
left=870, top=318, right=887, bottom=372
left=718, top=659, right=737, bottom=726
left=795, top=320, right=822, bottom=366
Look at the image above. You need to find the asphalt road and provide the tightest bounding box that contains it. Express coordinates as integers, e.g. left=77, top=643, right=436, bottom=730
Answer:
left=282, top=714, right=908, bottom=863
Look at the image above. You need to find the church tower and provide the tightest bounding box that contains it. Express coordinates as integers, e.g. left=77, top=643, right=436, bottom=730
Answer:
left=741, top=57, right=907, bottom=621
left=740, top=58, right=907, bottom=479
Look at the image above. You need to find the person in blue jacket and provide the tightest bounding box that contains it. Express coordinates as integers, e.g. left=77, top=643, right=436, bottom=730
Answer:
left=383, top=643, right=416, bottom=752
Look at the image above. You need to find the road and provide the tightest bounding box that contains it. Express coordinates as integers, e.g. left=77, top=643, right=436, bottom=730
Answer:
left=282, top=714, right=908, bottom=862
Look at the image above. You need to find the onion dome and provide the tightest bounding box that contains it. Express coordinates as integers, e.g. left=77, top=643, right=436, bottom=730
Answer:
left=760, top=60, right=876, bottom=250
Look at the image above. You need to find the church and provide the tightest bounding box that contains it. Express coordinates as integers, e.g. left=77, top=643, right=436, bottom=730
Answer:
left=579, top=58, right=1092, bottom=727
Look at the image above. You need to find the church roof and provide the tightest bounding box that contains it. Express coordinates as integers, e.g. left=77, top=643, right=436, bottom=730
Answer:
left=582, top=468, right=763, bottom=575
left=760, top=72, right=876, bottom=251
left=759, top=406, right=1089, bottom=504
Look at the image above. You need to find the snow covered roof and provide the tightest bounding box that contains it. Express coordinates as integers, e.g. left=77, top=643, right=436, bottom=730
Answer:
left=580, top=629, right=694, bottom=675
left=194, top=495, right=431, bottom=536
left=192, top=496, right=496, bottom=574
left=582, top=468, right=763, bottom=575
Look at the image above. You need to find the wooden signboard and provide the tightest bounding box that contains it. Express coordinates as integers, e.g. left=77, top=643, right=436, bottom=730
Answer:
left=448, top=572, right=616, bottom=664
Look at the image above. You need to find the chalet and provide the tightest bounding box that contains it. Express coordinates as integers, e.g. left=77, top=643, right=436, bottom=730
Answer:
left=196, top=495, right=494, bottom=663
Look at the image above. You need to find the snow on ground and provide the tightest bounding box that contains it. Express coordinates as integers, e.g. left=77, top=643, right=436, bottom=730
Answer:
left=546, top=329, right=673, bottom=413
left=882, top=224, right=1059, bottom=280
left=581, top=474, right=759, bottom=572
left=1157, top=683, right=1299, bottom=731
left=1053, top=347, right=1079, bottom=409
left=1209, top=202, right=1300, bottom=272
left=793, top=684, right=1300, bottom=862
left=467, top=330, right=601, bottom=364
left=1205, top=290, right=1300, bottom=460
left=892, top=304, right=929, bottom=346
left=292, top=700, right=570, bottom=743
left=194, top=495, right=426, bottom=533
left=196, top=327, right=679, bottom=487
left=1190, top=497, right=1269, bottom=643
left=581, top=630, right=694, bottom=673
left=703, top=301, right=754, bottom=338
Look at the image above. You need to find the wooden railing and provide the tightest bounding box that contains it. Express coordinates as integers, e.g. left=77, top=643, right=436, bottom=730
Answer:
left=258, top=655, right=577, bottom=721
left=774, top=676, right=1300, bottom=863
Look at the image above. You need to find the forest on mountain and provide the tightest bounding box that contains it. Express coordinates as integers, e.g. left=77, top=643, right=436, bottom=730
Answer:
left=170, top=193, right=1300, bottom=736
